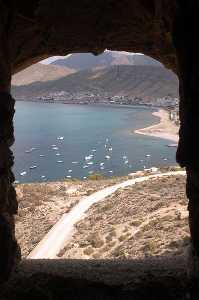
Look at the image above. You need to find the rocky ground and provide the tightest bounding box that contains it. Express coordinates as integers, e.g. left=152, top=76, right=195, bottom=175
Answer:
left=60, top=173, right=189, bottom=259
left=15, top=166, right=189, bottom=259
left=15, top=177, right=127, bottom=257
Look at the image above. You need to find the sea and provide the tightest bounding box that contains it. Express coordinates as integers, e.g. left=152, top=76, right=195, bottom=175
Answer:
left=12, top=101, right=177, bottom=183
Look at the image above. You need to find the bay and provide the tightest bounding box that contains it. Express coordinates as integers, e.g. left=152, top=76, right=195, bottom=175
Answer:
left=12, top=102, right=177, bottom=183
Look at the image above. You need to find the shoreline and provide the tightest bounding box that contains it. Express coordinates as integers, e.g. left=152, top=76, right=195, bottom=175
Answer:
left=16, top=99, right=170, bottom=111
left=16, top=101, right=178, bottom=143
left=135, top=109, right=179, bottom=143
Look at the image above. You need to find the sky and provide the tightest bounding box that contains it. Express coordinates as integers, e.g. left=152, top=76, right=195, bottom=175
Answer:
left=40, top=51, right=143, bottom=65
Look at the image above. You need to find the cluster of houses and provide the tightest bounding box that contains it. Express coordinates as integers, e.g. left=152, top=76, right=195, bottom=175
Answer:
left=35, top=91, right=179, bottom=109
left=169, top=108, right=180, bottom=125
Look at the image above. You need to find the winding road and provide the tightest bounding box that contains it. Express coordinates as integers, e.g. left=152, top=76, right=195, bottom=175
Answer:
left=28, top=170, right=186, bottom=259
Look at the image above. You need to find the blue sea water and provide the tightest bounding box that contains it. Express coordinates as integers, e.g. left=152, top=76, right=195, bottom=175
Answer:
left=12, top=102, right=177, bottom=183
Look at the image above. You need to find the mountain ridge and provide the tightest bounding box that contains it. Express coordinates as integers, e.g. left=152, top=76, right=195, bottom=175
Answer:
left=12, top=65, right=178, bottom=101
left=12, top=63, right=75, bottom=86
left=52, top=52, right=163, bottom=71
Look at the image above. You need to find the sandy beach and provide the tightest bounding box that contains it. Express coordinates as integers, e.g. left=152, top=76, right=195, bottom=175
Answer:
left=135, top=109, right=179, bottom=143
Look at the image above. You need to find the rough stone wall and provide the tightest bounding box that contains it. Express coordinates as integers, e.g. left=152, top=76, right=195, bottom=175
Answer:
left=173, top=1, right=199, bottom=267
left=2, top=0, right=199, bottom=284
left=0, top=0, right=180, bottom=282
left=9, top=0, right=177, bottom=73
left=0, top=2, right=20, bottom=282
left=0, top=93, right=20, bottom=282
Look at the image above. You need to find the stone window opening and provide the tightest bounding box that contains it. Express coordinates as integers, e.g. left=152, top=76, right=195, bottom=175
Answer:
left=0, top=1, right=199, bottom=298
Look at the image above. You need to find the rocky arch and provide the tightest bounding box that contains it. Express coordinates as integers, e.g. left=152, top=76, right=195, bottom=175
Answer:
left=0, top=0, right=198, bottom=282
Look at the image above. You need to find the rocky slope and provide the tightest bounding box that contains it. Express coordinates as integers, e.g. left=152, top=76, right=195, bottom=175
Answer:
left=12, top=63, right=75, bottom=86
left=15, top=177, right=127, bottom=257
left=15, top=169, right=189, bottom=260
left=52, top=52, right=163, bottom=70
left=12, top=65, right=178, bottom=101
left=60, top=173, right=189, bottom=259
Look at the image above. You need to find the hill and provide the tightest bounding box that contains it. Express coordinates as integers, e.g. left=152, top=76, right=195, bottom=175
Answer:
left=52, top=52, right=163, bottom=71
left=12, top=65, right=178, bottom=102
left=15, top=169, right=188, bottom=259
left=61, top=173, right=188, bottom=260
left=12, top=63, right=75, bottom=86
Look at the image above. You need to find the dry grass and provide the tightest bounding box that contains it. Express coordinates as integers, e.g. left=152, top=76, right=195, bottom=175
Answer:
left=15, top=177, right=126, bottom=257
left=62, top=174, right=189, bottom=260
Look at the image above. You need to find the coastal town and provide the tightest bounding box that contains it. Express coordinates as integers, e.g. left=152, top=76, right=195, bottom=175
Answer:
left=16, top=90, right=180, bottom=127
left=28, top=91, right=179, bottom=109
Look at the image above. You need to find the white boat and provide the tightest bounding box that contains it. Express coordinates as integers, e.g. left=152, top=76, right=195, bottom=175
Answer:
left=105, top=155, right=110, bottom=159
left=51, top=144, right=57, bottom=147
left=100, top=167, right=105, bottom=170
left=41, top=175, right=46, bottom=179
left=87, top=162, right=93, bottom=165
left=14, top=180, right=20, bottom=184
left=57, top=160, right=64, bottom=163
left=108, top=147, right=113, bottom=151
left=146, top=154, right=151, bottom=157
left=100, top=162, right=104, bottom=166
left=83, top=165, right=88, bottom=168
left=39, top=154, right=45, bottom=157
left=163, top=158, right=168, bottom=161
left=91, top=149, right=96, bottom=152
left=139, top=159, right=144, bottom=162
left=72, top=161, right=78, bottom=164
left=57, top=136, right=64, bottom=140
left=29, top=165, right=37, bottom=170
left=52, top=147, right=59, bottom=150
left=25, top=147, right=37, bottom=153
left=124, top=160, right=129, bottom=164
left=167, top=143, right=177, bottom=147
left=109, top=170, right=113, bottom=173
left=123, top=155, right=127, bottom=159
left=25, top=150, right=32, bottom=153
left=85, top=155, right=92, bottom=161
left=56, top=153, right=61, bottom=156
left=20, top=171, right=27, bottom=176
left=68, top=169, right=72, bottom=173
left=88, top=171, right=94, bottom=174
left=66, top=176, right=71, bottom=178
left=83, top=176, right=87, bottom=179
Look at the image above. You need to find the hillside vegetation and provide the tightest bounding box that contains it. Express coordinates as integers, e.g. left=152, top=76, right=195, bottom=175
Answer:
left=61, top=174, right=189, bottom=259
